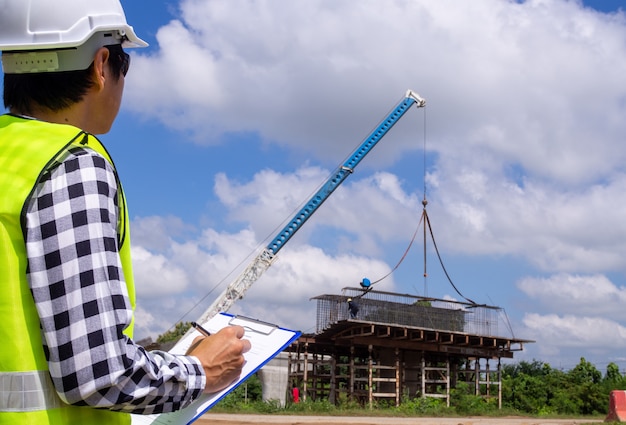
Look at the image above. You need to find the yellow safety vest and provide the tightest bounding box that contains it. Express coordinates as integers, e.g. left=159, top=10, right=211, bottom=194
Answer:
left=0, top=115, right=135, bottom=424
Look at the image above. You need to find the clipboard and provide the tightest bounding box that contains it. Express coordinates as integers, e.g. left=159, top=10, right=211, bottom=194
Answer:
left=131, top=313, right=301, bottom=425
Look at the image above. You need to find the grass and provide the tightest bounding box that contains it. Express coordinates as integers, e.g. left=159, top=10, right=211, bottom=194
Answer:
left=211, top=398, right=605, bottom=423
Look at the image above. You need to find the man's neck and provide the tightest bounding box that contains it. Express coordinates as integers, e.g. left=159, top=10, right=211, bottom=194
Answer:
left=12, top=105, right=89, bottom=132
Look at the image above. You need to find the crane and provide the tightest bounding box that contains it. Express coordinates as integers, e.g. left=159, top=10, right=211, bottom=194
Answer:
left=194, top=89, right=426, bottom=325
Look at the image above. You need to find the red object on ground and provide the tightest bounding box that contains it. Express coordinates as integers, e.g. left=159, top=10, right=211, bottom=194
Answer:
left=292, top=387, right=299, bottom=403
left=606, top=390, right=626, bottom=422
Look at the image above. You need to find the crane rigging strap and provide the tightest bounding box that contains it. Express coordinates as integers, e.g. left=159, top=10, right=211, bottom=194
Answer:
left=423, top=208, right=476, bottom=305
left=369, top=212, right=424, bottom=286
left=365, top=205, right=477, bottom=306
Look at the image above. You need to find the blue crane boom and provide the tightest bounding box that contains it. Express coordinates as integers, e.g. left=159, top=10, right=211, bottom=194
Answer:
left=267, top=89, right=426, bottom=255
left=196, top=89, right=426, bottom=323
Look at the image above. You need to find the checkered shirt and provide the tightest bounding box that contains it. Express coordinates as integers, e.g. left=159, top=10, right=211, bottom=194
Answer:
left=24, top=146, right=205, bottom=414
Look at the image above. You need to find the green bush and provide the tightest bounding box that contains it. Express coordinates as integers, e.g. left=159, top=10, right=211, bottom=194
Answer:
left=395, top=396, right=448, bottom=415
left=451, top=382, right=498, bottom=415
left=210, top=356, right=621, bottom=417
left=502, top=357, right=614, bottom=416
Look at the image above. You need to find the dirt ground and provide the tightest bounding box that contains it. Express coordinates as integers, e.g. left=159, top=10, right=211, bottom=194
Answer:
left=197, top=413, right=604, bottom=425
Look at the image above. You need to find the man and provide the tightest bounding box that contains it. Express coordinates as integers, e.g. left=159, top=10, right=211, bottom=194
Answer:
left=0, top=1, right=251, bottom=424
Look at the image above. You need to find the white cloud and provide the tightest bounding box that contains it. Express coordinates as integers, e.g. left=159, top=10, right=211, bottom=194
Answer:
left=522, top=313, right=626, bottom=354
left=513, top=273, right=626, bottom=365
left=132, top=246, right=190, bottom=296
left=214, top=166, right=422, bottom=256
left=431, top=169, right=626, bottom=272
left=126, top=0, right=626, bottom=175
left=124, top=0, right=626, bottom=276
left=129, top=171, right=397, bottom=338
left=121, top=0, right=626, bottom=370
left=518, top=273, right=626, bottom=316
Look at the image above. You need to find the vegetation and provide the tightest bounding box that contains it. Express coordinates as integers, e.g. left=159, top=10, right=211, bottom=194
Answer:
left=153, top=325, right=619, bottom=420
left=209, top=357, right=624, bottom=421
left=156, top=321, right=192, bottom=344
left=502, top=357, right=625, bottom=416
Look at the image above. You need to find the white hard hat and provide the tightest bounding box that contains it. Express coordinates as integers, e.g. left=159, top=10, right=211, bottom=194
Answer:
left=0, top=0, right=148, bottom=74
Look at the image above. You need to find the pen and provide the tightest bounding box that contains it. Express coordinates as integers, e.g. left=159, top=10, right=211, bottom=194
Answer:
left=191, top=321, right=211, bottom=337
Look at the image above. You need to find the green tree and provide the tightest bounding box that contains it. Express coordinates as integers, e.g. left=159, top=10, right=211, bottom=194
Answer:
left=223, top=374, right=263, bottom=404
left=502, top=358, right=609, bottom=415
left=603, top=362, right=626, bottom=390
left=569, top=357, right=602, bottom=385
left=503, top=359, right=550, bottom=378
left=605, top=362, right=622, bottom=383
left=564, top=357, right=605, bottom=414
left=157, top=321, right=192, bottom=344
left=503, top=373, right=548, bottom=414
left=502, top=359, right=554, bottom=414
left=544, top=367, right=580, bottom=415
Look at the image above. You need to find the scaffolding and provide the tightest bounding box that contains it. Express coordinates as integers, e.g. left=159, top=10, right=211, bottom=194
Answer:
left=315, top=288, right=501, bottom=336
left=285, top=288, right=532, bottom=408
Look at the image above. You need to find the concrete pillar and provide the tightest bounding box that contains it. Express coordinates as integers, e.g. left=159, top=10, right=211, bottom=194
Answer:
left=257, top=352, right=290, bottom=407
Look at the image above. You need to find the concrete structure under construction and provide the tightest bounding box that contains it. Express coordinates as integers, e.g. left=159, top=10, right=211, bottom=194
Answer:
left=282, top=288, right=533, bottom=408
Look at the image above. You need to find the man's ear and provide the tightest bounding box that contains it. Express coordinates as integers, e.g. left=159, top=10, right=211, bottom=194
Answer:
left=91, top=47, right=110, bottom=91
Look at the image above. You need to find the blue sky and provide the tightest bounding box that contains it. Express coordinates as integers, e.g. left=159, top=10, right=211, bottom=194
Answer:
left=3, top=0, right=626, bottom=372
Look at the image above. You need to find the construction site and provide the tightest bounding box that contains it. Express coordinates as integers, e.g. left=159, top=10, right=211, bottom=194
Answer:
left=278, top=286, right=532, bottom=409
left=180, top=91, right=533, bottom=409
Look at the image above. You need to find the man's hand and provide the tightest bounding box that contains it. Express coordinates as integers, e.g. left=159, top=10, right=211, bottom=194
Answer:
left=186, top=325, right=251, bottom=393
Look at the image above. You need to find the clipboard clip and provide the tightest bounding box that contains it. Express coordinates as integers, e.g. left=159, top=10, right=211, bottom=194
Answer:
left=228, top=315, right=278, bottom=335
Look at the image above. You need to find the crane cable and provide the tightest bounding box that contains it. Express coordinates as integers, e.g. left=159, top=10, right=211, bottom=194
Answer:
left=422, top=206, right=476, bottom=305
left=362, top=104, right=426, bottom=292
left=369, top=212, right=423, bottom=286
left=361, top=201, right=476, bottom=305
left=362, top=105, right=476, bottom=305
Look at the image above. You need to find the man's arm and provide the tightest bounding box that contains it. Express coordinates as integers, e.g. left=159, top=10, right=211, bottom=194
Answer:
left=25, top=147, right=204, bottom=414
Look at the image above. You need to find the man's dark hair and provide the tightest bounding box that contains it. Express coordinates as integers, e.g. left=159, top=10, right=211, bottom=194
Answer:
left=3, top=44, right=126, bottom=114
left=3, top=66, right=95, bottom=114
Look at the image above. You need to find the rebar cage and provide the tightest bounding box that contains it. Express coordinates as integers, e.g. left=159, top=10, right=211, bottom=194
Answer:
left=313, top=288, right=504, bottom=337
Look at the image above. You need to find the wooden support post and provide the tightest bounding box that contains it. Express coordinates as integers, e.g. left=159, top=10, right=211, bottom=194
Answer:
left=421, top=353, right=425, bottom=398
left=330, top=354, right=336, bottom=404
left=498, top=358, right=502, bottom=409
left=486, top=359, right=490, bottom=397
left=395, top=347, right=401, bottom=407
left=303, top=343, right=309, bottom=402
left=368, top=344, right=373, bottom=409
left=349, top=345, right=355, bottom=403
left=312, top=353, right=317, bottom=401
left=474, top=358, right=480, bottom=396
left=446, top=356, right=450, bottom=407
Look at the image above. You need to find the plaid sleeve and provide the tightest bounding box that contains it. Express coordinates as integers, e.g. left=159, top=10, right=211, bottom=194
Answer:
left=24, top=147, right=205, bottom=414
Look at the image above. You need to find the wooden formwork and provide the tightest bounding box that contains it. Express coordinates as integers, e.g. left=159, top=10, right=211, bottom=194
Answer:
left=284, top=289, right=531, bottom=408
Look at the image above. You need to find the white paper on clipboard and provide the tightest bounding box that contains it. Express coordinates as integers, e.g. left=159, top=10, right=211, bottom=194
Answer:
left=131, top=313, right=300, bottom=425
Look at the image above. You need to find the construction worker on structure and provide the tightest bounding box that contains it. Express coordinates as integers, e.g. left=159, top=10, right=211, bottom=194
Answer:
left=0, top=1, right=250, bottom=424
